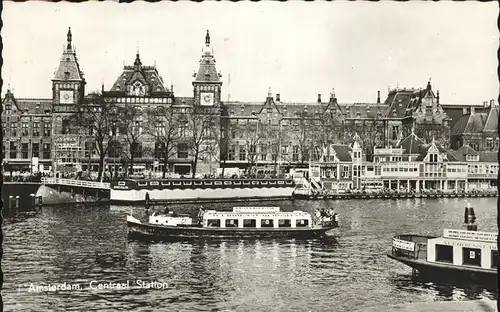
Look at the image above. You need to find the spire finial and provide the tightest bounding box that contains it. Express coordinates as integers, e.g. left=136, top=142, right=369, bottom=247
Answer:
left=427, top=77, right=432, bottom=90
left=330, top=87, right=336, bottom=99
left=134, top=47, right=142, bottom=69
left=205, top=30, right=210, bottom=46
left=67, top=27, right=72, bottom=50
left=432, top=135, right=435, bottom=144
left=268, top=86, right=272, bottom=98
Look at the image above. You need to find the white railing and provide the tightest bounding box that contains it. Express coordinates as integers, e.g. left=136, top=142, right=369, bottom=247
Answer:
left=41, top=177, right=110, bottom=190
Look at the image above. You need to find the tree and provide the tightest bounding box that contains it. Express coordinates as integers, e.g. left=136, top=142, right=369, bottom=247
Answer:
left=290, top=115, right=315, bottom=166
left=144, top=106, right=181, bottom=178
left=186, top=108, right=219, bottom=178
left=241, top=119, right=266, bottom=174
left=117, top=103, right=144, bottom=177
left=72, top=92, right=117, bottom=180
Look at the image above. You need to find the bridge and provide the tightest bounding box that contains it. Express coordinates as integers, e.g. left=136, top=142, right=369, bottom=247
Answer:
left=41, top=178, right=111, bottom=190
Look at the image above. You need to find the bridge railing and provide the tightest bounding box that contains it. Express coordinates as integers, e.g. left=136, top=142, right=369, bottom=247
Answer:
left=41, top=177, right=110, bottom=190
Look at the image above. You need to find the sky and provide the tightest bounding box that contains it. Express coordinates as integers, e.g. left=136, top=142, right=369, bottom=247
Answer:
left=2, top=2, right=498, bottom=105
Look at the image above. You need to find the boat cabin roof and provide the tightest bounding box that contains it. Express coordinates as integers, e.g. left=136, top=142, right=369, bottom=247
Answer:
left=232, top=206, right=281, bottom=213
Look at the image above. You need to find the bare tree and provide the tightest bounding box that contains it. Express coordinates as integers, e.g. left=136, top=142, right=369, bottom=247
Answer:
left=72, top=92, right=117, bottom=180
left=144, top=106, right=181, bottom=178
left=186, top=108, right=219, bottom=178
left=117, top=103, right=144, bottom=177
left=240, top=119, right=266, bottom=174
left=290, top=116, right=315, bottom=166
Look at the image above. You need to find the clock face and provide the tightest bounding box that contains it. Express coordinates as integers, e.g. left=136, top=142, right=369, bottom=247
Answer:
left=60, top=90, right=74, bottom=104
left=200, top=92, right=214, bottom=106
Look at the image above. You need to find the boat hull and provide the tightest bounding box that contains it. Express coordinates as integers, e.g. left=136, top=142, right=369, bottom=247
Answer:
left=128, top=220, right=335, bottom=240
left=387, top=253, right=497, bottom=285
left=111, top=179, right=295, bottom=202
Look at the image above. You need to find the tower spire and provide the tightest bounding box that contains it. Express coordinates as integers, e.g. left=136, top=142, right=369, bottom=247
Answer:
left=205, top=30, right=210, bottom=46
left=67, top=27, right=72, bottom=50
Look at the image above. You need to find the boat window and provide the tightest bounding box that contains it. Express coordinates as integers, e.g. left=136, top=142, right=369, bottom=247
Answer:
left=207, top=219, right=221, bottom=227
left=278, top=219, right=291, bottom=228
left=261, top=219, right=274, bottom=228
left=491, top=250, right=498, bottom=269
left=435, top=244, right=453, bottom=263
left=225, top=219, right=239, bottom=228
left=243, top=219, right=256, bottom=228
left=296, top=219, right=309, bottom=227
left=462, top=247, right=481, bottom=267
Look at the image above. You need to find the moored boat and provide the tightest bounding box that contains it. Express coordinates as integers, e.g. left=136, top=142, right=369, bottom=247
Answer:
left=127, top=206, right=339, bottom=240
left=388, top=203, right=497, bottom=285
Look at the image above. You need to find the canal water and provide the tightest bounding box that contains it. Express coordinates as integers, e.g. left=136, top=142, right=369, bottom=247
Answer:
left=2, top=198, right=498, bottom=312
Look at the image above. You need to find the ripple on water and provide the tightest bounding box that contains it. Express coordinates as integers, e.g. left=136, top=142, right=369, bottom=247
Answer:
left=2, top=198, right=498, bottom=311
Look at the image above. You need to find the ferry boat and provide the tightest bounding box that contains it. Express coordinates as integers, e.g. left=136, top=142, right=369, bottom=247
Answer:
left=388, top=203, right=497, bottom=284
left=111, top=178, right=295, bottom=203
left=127, top=206, right=339, bottom=240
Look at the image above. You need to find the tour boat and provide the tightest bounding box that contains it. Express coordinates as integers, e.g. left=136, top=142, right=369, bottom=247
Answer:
left=111, top=178, right=295, bottom=203
left=127, top=206, right=339, bottom=240
left=388, top=203, right=497, bottom=284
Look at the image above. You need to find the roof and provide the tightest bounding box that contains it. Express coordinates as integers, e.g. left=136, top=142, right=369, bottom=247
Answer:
left=451, top=113, right=488, bottom=135
left=194, top=31, right=221, bottom=83
left=453, top=144, right=480, bottom=161
left=479, top=151, right=498, bottom=162
left=415, top=142, right=459, bottom=162
left=109, top=53, right=168, bottom=95
left=2, top=89, right=52, bottom=114
left=482, top=106, right=499, bottom=133
left=53, top=28, right=84, bottom=82
left=340, top=103, right=388, bottom=119
left=331, top=144, right=352, bottom=162
left=396, top=132, right=426, bottom=155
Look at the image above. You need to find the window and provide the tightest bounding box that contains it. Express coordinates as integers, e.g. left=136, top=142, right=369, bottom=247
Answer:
left=131, top=142, right=142, bottom=158
left=11, top=122, right=17, bottom=137
left=278, top=219, right=291, bottom=228
left=243, top=219, right=256, bottom=228
left=42, top=143, right=51, bottom=159
left=154, top=142, right=165, bottom=159
left=292, top=145, right=299, bottom=162
left=33, top=122, right=40, bottom=137
left=9, top=141, right=17, bottom=159
left=260, top=143, right=267, bottom=161
left=22, top=122, right=29, bottom=136
left=85, top=142, right=95, bottom=158
left=435, top=244, right=453, bottom=263
left=43, top=122, right=51, bottom=137
left=225, top=219, right=239, bottom=228
left=261, top=219, right=274, bottom=228
left=296, top=219, right=309, bottom=227
left=492, top=250, right=498, bottom=269
left=228, top=145, right=235, bottom=161
left=249, top=145, right=256, bottom=155
left=486, top=138, right=494, bottom=151
left=206, top=219, right=221, bottom=227
left=21, top=143, right=29, bottom=159
left=392, top=126, right=399, bottom=140
left=177, top=143, right=188, bottom=159
left=32, top=143, right=40, bottom=158
left=462, top=247, right=481, bottom=267
left=62, top=119, right=71, bottom=134
left=239, top=146, right=246, bottom=161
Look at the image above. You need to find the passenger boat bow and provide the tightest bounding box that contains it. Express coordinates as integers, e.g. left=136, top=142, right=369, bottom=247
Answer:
left=388, top=203, right=497, bottom=284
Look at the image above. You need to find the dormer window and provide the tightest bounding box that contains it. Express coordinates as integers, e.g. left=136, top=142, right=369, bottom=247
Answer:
left=64, top=72, right=70, bottom=80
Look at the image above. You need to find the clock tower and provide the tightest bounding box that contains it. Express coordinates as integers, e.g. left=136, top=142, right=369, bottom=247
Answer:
left=51, top=27, right=86, bottom=173
left=192, top=30, right=222, bottom=107
left=52, top=27, right=86, bottom=112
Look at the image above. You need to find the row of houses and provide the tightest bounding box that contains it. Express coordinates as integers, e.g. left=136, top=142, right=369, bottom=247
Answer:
left=303, top=130, right=498, bottom=193
left=1, top=28, right=499, bottom=181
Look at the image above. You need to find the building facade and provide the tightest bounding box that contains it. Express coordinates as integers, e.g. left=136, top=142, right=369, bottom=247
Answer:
left=1, top=27, right=498, bottom=185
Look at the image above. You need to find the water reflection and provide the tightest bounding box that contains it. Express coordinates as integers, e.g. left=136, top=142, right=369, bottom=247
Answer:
left=2, top=198, right=497, bottom=312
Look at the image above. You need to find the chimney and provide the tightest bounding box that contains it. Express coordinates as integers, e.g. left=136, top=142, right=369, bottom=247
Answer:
left=490, top=99, right=494, bottom=107
left=470, top=106, right=475, bottom=115
left=317, top=94, right=322, bottom=103
left=276, top=93, right=280, bottom=102
left=436, top=90, right=440, bottom=104
left=377, top=91, right=380, bottom=104
left=483, top=101, right=489, bottom=108
left=463, top=107, right=468, bottom=115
